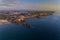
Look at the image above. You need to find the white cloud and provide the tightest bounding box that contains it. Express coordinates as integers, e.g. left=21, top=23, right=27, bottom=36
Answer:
left=0, top=0, right=60, bottom=10
left=2, top=0, right=24, bottom=6
left=0, top=0, right=26, bottom=10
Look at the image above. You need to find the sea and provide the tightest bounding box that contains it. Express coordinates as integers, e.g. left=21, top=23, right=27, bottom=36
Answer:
left=0, top=11, right=60, bottom=40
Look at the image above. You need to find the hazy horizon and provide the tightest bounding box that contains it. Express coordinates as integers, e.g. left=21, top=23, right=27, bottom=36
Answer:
left=0, top=0, right=60, bottom=11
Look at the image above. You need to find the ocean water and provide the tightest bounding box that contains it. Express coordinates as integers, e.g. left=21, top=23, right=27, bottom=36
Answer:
left=0, top=12, right=60, bottom=40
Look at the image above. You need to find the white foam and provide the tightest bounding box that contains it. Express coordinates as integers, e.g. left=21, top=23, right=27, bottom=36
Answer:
left=0, top=20, right=8, bottom=23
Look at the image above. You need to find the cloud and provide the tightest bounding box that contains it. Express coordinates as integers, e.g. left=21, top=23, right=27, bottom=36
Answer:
left=0, top=0, right=60, bottom=10
left=0, top=0, right=26, bottom=10
left=1, top=0, right=20, bottom=6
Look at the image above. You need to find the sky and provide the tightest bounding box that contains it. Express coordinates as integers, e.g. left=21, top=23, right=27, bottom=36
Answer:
left=0, top=0, right=60, bottom=11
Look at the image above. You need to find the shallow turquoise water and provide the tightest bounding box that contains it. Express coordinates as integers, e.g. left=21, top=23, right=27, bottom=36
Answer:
left=0, top=14, right=60, bottom=40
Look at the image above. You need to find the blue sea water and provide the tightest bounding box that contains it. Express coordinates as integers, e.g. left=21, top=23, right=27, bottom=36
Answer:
left=0, top=11, right=60, bottom=40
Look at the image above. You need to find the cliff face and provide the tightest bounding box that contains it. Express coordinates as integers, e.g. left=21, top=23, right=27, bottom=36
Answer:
left=15, top=15, right=25, bottom=22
